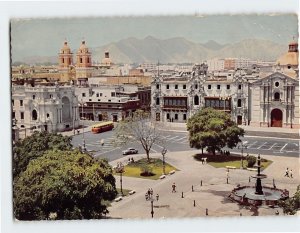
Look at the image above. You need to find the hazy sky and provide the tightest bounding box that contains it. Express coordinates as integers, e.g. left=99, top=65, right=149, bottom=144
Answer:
left=11, top=14, right=298, bottom=62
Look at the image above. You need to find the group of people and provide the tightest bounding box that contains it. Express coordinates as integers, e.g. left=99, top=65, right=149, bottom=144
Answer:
left=145, top=188, right=154, bottom=200
left=127, top=157, right=135, bottom=164
left=284, top=168, right=293, bottom=178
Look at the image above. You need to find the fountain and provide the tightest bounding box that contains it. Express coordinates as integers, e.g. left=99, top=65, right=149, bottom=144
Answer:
left=229, top=154, right=289, bottom=206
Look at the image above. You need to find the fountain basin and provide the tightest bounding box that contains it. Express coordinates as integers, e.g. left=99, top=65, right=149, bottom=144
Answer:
left=229, top=185, right=289, bottom=206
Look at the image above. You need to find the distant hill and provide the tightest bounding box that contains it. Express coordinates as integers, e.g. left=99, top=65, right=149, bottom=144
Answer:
left=19, top=37, right=287, bottom=65
left=93, top=37, right=286, bottom=63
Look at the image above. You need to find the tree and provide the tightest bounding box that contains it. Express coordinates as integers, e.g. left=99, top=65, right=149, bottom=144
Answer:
left=13, top=149, right=117, bottom=220
left=13, top=131, right=72, bottom=178
left=279, top=185, right=300, bottom=215
left=187, top=108, right=244, bottom=155
left=114, top=110, right=164, bottom=162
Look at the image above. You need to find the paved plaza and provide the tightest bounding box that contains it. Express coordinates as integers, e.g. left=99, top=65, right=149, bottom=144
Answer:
left=107, top=150, right=300, bottom=219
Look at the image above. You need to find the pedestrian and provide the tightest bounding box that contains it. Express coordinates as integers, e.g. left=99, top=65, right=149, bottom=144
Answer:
left=284, top=168, right=289, bottom=177
left=226, top=169, right=229, bottom=178
left=275, top=210, right=279, bottom=215
left=77, top=130, right=80, bottom=134
left=145, top=192, right=149, bottom=201
left=100, top=139, right=104, bottom=146
left=150, top=188, right=153, bottom=197
left=131, top=157, right=134, bottom=163
left=147, top=188, right=151, bottom=197
left=201, top=158, right=204, bottom=164
left=290, top=169, right=293, bottom=178
left=156, top=193, right=159, bottom=201
left=172, top=182, right=176, bottom=193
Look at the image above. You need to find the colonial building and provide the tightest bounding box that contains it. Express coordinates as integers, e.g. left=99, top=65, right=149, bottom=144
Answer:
left=12, top=83, right=80, bottom=138
left=151, top=41, right=299, bottom=128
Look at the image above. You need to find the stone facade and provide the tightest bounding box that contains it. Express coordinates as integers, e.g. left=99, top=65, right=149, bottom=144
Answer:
left=12, top=84, right=80, bottom=138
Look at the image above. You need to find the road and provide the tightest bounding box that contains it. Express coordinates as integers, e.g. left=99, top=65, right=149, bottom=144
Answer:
left=71, top=130, right=299, bottom=161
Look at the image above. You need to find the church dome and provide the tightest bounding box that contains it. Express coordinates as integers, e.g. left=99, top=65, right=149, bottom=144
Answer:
left=276, top=40, right=298, bottom=66
left=60, top=41, right=71, bottom=54
left=78, top=40, right=89, bottom=53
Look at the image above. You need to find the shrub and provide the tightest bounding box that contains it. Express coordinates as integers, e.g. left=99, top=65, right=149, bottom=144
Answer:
left=246, top=155, right=256, bottom=168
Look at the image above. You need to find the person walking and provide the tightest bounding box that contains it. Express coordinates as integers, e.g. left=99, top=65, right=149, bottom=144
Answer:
left=284, top=168, right=289, bottom=177
left=172, top=182, right=176, bottom=193
left=290, top=169, right=293, bottom=178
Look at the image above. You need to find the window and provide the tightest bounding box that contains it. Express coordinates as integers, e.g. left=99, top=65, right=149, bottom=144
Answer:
left=20, top=112, right=24, bottom=119
left=175, top=84, right=178, bottom=90
left=288, top=65, right=291, bottom=69
left=175, top=114, right=178, bottom=120
left=33, top=95, right=35, bottom=100
left=98, top=99, right=101, bottom=102
left=166, top=84, right=169, bottom=90
left=195, top=84, right=198, bottom=89
left=208, top=85, right=211, bottom=90
left=47, top=113, right=50, bottom=118
left=80, top=58, right=83, bottom=63
left=217, top=85, right=221, bottom=90
left=49, top=94, right=52, bottom=98
left=87, top=57, right=90, bottom=63
left=166, top=113, right=170, bottom=120
left=111, top=92, right=116, bottom=97
left=12, top=111, right=15, bottom=119
left=183, top=114, right=187, bottom=121
left=274, top=92, right=280, bottom=101
left=238, top=84, right=242, bottom=90
left=62, top=58, right=64, bottom=63
left=227, top=85, right=230, bottom=90
left=32, top=110, right=38, bottom=120
left=89, top=99, right=92, bottom=101
left=82, top=93, right=86, bottom=97
left=275, top=82, right=279, bottom=87
left=194, top=95, right=199, bottom=105
left=156, top=97, right=160, bottom=105
left=183, top=84, right=186, bottom=89
left=100, top=93, right=103, bottom=97
left=237, top=99, right=242, bottom=107
left=12, top=99, right=14, bottom=106
left=156, top=84, right=159, bottom=89
left=96, top=93, right=99, bottom=97
left=20, top=100, right=23, bottom=106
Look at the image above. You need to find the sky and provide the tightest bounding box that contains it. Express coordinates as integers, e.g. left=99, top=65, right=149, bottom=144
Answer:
left=11, top=14, right=298, bottom=62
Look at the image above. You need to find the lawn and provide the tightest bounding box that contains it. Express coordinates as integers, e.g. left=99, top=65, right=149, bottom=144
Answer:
left=115, top=158, right=178, bottom=180
left=194, top=153, right=272, bottom=170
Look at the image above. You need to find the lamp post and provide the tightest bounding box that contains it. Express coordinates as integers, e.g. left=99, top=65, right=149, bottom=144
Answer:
left=161, top=147, right=167, bottom=175
left=238, top=142, right=248, bottom=169
left=80, top=101, right=86, bottom=151
left=115, top=162, right=125, bottom=196
left=145, top=190, right=159, bottom=218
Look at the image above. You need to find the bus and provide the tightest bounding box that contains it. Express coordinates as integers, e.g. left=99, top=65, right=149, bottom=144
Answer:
left=91, top=121, right=114, bottom=134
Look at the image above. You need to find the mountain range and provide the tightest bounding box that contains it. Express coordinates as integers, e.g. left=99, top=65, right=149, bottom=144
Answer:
left=18, top=36, right=287, bottom=65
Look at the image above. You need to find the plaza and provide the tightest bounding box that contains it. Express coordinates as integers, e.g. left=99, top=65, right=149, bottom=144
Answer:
left=107, top=150, right=299, bottom=218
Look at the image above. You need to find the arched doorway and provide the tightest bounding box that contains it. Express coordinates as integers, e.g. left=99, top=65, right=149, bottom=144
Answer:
left=271, top=109, right=283, bottom=127
left=62, top=97, right=71, bottom=122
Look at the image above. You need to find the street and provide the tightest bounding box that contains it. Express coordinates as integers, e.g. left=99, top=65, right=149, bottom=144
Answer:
left=71, top=129, right=299, bottom=161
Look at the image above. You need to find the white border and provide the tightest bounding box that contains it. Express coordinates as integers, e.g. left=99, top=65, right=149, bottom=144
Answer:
left=1, top=1, right=299, bottom=233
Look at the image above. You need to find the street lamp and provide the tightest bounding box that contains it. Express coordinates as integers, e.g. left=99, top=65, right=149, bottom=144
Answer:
left=79, top=101, right=87, bottom=151
left=145, top=190, right=159, bottom=218
left=115, top=162, right=125, bottom=196
left=238, top=142, right=248, bottom=169
left=161, top=147, right=167, bottom=175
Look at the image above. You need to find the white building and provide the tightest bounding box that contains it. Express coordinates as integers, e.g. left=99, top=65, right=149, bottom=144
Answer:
left=12, top=84, right=80, bottom=138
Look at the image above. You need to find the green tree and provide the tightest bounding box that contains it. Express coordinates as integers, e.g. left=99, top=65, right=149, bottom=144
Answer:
left=114, top=110, right=164, bottom=162
left=13, top=131, right=72, bottom=178
left=187, top=108, right=244, bottom=155
left=279, top=185, right=300, bottom=215
left=13, top=149, right=117, bottom=220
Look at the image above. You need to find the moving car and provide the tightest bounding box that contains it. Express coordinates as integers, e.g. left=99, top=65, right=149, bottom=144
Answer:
left=122, top=148, right=138, bottom=155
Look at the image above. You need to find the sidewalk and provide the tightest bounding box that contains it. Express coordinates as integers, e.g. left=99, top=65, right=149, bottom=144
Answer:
left=159, top=122, right=299, bottom=138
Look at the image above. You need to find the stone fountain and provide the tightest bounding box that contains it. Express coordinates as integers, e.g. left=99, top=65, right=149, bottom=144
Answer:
left=229, top=154, right=289, bottom=206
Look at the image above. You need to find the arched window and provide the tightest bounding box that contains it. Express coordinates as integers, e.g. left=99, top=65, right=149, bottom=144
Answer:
left=194, top=95, right=199, bottom=105
left=274, top=92, right=280, bottom=101
left=237, top=99, right=242, bottom=107
left=32, top=109, right=38, bottom=121
left=156, top=97, right=160, bottom=105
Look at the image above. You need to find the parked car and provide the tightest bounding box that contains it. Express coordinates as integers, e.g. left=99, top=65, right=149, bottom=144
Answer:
left=122, top=148, right=138, bottom=155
